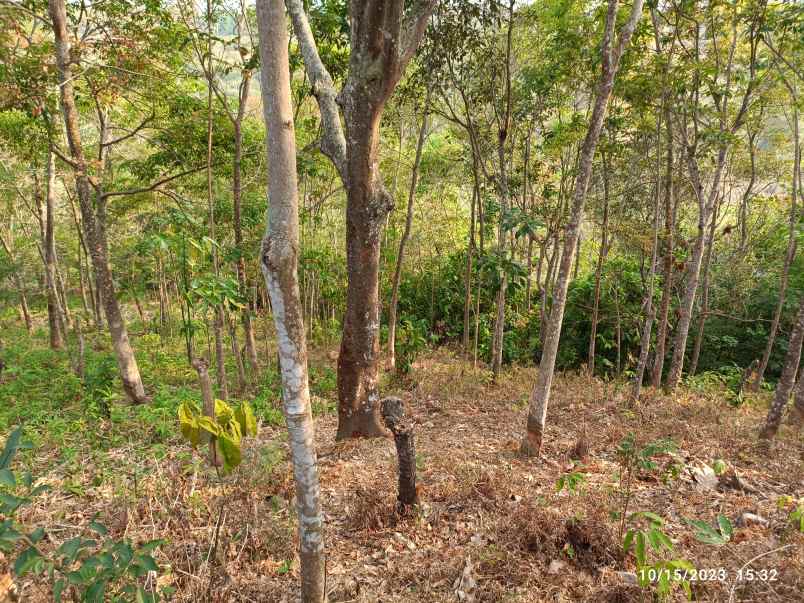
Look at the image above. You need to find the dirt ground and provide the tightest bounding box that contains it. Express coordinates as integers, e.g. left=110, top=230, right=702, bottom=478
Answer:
left=9, top=349, right=804, bottom=602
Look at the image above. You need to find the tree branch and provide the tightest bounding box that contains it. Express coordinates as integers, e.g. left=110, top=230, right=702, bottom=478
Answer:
left=285, top=0, right=347, bottom=178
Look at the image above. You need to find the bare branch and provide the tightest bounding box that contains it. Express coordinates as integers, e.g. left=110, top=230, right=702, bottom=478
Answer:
left=285, top=0, right=347, bottom=178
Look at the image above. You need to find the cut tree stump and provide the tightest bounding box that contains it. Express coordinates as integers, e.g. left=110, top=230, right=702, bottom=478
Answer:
left=381, top=397, right=419, bottom=512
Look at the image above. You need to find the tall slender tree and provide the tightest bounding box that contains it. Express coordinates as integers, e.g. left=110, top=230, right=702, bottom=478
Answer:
left=256, top=0, right=326, bottom=598
left=522, top=0, right=644, bottom=456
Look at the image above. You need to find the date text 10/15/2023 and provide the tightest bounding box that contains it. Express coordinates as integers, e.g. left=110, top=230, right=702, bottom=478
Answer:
left=639, top=567, right=779, bottom=583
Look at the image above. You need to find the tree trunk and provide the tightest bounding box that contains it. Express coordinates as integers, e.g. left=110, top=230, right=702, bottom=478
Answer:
left=256, top=1, right=327, bottom=596
left=587, top=165, right=610, bottom=375
left=381, top=397, right=419, bottom=512
left=650, top=113, right=675, bottom=387
left=286, top=0, right=434, bottom=440
left=44, top=151, right=65, bottom=349
left=759, top=296, right=804, bottom=440
left=232, top=79, right=260, bottom=375
left=0, top=234, right=33, bottom=334
left=688, top=198, right=719, bottom=376
left=388, top=95, right=429, bottom=371
left=491, top=0, right=515, bottom=382
left=49, top=0, right=147, bottom=404
left=632, top=109, right=664, bottom=400
left=751, top=98, right=799, bottom=391
left=522, top=0, right=643, bottom=456
left=665, top=144, right=727, bottom=391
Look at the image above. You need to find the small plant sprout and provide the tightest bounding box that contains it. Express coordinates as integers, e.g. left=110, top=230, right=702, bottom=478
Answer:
left=686, top=514, right=733, bottom=546
left=178, top=399, right=258, bottom=473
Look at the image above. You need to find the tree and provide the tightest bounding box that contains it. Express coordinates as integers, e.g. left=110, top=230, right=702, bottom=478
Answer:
left=522, top=0, right=644, bottom=457
left=286, top=0, right=435, bottom=439
left=48, top=0, right=148, bottom=404
left=759, top=295, right=804, bottom=440
left=256, top=0, right=326, bottom=598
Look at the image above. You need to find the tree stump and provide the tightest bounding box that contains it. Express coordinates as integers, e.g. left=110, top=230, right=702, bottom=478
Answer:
left=381, top=397, right=419, bottom=512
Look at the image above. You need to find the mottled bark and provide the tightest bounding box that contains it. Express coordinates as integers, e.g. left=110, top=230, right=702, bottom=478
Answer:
left=287, top=0, right=435, bottom=439
left=759, top=296, right=804, bottom=440
left=256, top=0, right=327, bottom=597
left=522, top=0, right=644, bottom=457
left=49, top=0, right=147, bottom=404
left=381, top=397, right=419, bottom=512
left=388, top=97, right=429, bottom=371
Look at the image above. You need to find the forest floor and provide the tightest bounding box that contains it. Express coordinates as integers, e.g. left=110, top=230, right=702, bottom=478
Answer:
left=0, top=324, right=803, bottom=602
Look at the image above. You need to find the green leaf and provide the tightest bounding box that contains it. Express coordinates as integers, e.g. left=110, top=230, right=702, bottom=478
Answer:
left=234, top=402, right=257, bottom=437
left=635, top=532, right=646, bottom=566
left=717, top=515, right=733, bottom=540
left=88, top=521, right=108, bottom=536
left=139, top=539, right=163, bottom=553
left=28, top=527, right=45, bottom=543
left=0, top=469, right=16, bottom=487
left=54, top=578, right=66, bottom=603
left=138, top=554, right=159, bottom=572
left=13, top=545, right=42, bottom=576
left=623, top=529, right=635, bottom=553
left=0, top=427, right=23, bottom=470
left=57, top=537, right=83, bottom=562
left=84, top=579, right=106, bottom=603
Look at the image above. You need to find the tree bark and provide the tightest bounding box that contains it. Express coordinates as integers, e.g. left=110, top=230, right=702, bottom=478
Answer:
left=286, top=0, right=435, bottom=439
left=688, top=197, right=719, bottom=376
left=751, top=92, right=799, bottom=390
left=587, top=162, right=610, bottom=375
left=49, top=0, right=148, bottom=404
left=522, top=0, right=644, bottom=457
left=760, top=296, right=804, bottom=440
left=651, top=113, right=675, bottom=387
left=491, top=0, right=516, bottom=382
left=0, top=233, right=33, bottom=334
left=381, top=397, right=419, bottom=512
left=256, top=1, right=327, bottom=597
left=388, top=94, right=430, bottom=372
left=44, top=151, right=65, bottom=349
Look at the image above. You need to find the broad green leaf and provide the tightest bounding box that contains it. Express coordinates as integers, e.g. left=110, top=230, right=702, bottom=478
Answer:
left=13, top=545, right=42, bottom=576
left=84, top=579, right=106, bottom=603
left=0, top=468, right=16, bottom=487
left=635, top=531, right=646, bottom=566
left=0, top=428, right=22, bottom=470
left=717, top=515, right=733, bottom=540
left=234, top=402, right=257, bottom=437
left=57, top=537, right=83, bottom=562
left=88, top=521, right=108, bottom=536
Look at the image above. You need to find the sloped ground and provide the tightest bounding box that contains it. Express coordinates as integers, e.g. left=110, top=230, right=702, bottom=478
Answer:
left=4, top=347, right=803, bottom=602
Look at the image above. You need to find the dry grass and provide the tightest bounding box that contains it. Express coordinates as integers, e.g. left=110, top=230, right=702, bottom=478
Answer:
left=4, top=347, right=803, bottom=602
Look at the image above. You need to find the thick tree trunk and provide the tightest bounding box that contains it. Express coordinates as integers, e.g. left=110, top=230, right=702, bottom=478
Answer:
left=286, top=0, right=434, bottom=440
left=256, top=1, right=327, bottom=596
left=760, top=296, right=804, bottom=440
left=522, top=0, right=643, bottom=456
left=49, top=0, right=147, bottom=404
left=388, top=99, right=429, bottom=371
left=336, top=129, right=393, bottom=438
